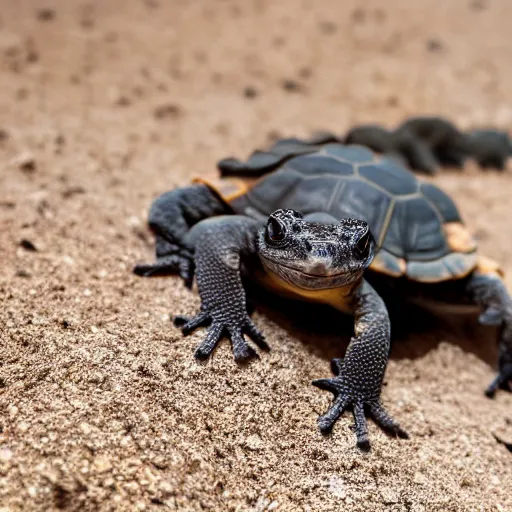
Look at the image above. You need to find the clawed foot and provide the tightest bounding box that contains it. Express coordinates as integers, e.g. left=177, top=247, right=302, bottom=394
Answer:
left=174, top=311, right=269, bottom=362
left=134, top=248, right=195, bottom=289
left=313, top=358, right=408, bottom=451
left=485, top=362, right=512, bottom=398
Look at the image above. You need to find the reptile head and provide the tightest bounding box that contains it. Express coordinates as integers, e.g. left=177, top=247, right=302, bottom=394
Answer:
left=258, top=209, right=374, bottom=290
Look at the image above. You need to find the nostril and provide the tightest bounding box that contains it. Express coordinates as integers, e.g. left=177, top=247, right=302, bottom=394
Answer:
left=310, top=243, right=334, bottom=259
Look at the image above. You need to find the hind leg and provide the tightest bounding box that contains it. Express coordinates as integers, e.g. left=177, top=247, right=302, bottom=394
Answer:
left=466, top=268, right=512, bottom=397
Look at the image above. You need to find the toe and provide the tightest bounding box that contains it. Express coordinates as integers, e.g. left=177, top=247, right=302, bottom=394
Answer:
left=229, top=328, right=258, bottom=362
left=312, top=378, right=340, bottom=394
left=133, top=264, right=153, bottom=276
left=173, top=315, right=189, bottom=327
left=369, top=402, right=409, bottom=439
left=357, top=438, right=371, bottom=452
left=179, top=312, right=211, bottom=335
left=194, top=323, right=223, bottom=359
left=233, top=344, right=257, bottom=363
left=353, top=403, right=370, bottom=450
left=486, top=373, right=505, bottom=398
left=318, top=415, right=335, bottom=434
left=194, top=346, right=211, bottom=360
left=317, top=396, right=349, bottom=435
left=244, top=320, right=269, bottom=351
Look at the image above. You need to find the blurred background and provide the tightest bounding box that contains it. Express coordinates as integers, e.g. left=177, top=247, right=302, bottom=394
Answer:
left=1, top=1, right=512, bottom=510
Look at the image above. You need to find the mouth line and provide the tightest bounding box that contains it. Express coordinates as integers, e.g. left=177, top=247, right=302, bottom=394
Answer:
left=263, top=258, right=346, bottom=278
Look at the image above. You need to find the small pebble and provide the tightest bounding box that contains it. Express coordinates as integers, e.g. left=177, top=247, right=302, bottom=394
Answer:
left=14, top=153, right=36, bottom=173
left=0, top=447, right=13, bottom=462
left=153, top=104, right=181, bottom=120
left=426, top=38, right=444, bottom=53
left=243, top=434, right=263, bottom=451
left=115, top=95, right=131, bottom=107
left=319, top=21, right=337, bottom=34
left=62, top=186, right=86, bottom=198
left=36, top=8, right=56, bottom=21
left=469, top=0, right=487, bottom=11
left=243, top=86, right=258, bottom=99
left=19, top=239, right=37, bottom=251
left=282, top=79, right=302, bottom=92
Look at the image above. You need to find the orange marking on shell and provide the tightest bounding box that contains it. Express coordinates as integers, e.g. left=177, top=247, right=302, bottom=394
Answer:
left=369, top=252, right=406, bottom=277
left=476, top=256, right=504, bottom=277
left=193, top=176, right=249, bottom=202
left=443, top=222, right=477, bottom=253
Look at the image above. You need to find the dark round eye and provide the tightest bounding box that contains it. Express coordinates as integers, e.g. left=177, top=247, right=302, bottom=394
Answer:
left=267, top=217, right=285, bottom=242
left=355, top=230, right=372, bottom=258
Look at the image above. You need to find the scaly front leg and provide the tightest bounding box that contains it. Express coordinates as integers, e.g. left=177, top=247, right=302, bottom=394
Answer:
left=313, top=280, right=408, bottom=450
left=174, top=216, right=269, bottom=362
left=466, top=271, right=512, bottom=397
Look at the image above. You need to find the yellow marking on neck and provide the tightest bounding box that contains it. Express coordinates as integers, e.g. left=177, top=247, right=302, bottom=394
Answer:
left=255, top=267, right=359, bottom=314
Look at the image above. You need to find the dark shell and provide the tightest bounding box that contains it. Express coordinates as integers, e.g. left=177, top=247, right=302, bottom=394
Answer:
left=224, top=142, right=476, bottom=282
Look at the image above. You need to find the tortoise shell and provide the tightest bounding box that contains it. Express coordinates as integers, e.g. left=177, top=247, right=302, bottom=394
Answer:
left=198, top=141, right=479, bottom=283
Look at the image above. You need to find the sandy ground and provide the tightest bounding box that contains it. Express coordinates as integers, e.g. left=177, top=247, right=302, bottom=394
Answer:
left=1, top=0, right=512, bottom=510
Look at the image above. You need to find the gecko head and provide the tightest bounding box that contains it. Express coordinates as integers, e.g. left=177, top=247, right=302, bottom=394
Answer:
left=258, top=209, right=374, bottom=290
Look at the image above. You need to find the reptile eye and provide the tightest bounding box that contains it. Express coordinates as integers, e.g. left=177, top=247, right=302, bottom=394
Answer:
left=355, top=229, right=372, bottom=259
left=267, top=217, right=286, bottom=242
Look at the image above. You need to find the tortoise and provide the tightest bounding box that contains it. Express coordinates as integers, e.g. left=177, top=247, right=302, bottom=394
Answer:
left=309, top=116, right=512, bottom=174
left=344, top=117, right=467, bottom=174
left=134, top=139, right=512, bottom=450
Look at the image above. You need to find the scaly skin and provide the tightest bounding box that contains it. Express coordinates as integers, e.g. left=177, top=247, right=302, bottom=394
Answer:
left=313, top=280, right=408, bottom=450
left=134, top=183, right=512, bottom=450
left=467, top=272, right=512, bottom=396
left=166, top=210, right=407, bottom=449
left=133, top=185, right=229, bottom=287
left=174, top=216, right=269, bottom=361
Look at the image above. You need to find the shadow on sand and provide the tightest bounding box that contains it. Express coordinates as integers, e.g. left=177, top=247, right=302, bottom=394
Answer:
left=248, top=284, right=500, bottom=370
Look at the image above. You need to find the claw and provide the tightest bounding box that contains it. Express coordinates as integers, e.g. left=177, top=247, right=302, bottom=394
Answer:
left=479, top=306, right=504, bottom=326
left=243, top=320, right=270, bottom=351
left=485, top=375, right=500, bottom=398
left=486, top=363, right=512, bottom=398
left=317, top=396, right=349, bottom=434
left=233, top=343, right=258, bottom=362
left=312, top=378, right=340, bottom=394
left=229, top=328, right=258, bottom=362
left=173, top=312, right=210, bottom=335
left=194, top=346, right=212, bottom=361
left=369, top=402, right=409, bottom=439
left=134, top=249, right=195, bottom=288
left=133, top=263, right=166, bottom=277
left=317, top=415, right=334, bottom=434
left=353, top=403, right=370, bottom=451
left=133, top=254, right=182, bottom=277
left=194, top=323, right=224, bottom=360
left=314, top=378, right=407, bottom=448
left=173, top=315, right=189, bottom=327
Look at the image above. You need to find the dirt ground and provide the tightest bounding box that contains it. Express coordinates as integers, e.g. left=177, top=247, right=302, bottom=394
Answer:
left=1, top=0, right=512, bottom=510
